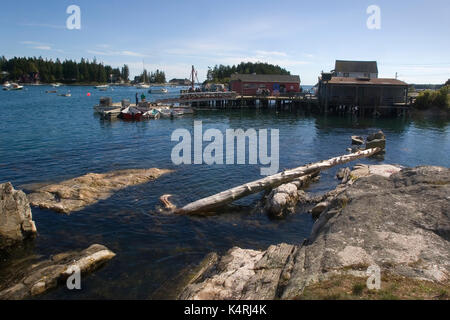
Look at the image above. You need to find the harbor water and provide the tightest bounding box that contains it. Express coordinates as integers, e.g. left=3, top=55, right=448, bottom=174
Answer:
left=0, top=85, right=449, bottom=299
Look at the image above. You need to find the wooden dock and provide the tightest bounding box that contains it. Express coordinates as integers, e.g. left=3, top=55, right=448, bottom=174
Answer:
left=155, top=91, right=319, bottom=110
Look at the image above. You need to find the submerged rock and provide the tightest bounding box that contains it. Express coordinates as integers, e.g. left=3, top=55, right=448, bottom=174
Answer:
left=179, top=166, right=450, bottom=300
left=0, top=244, right=115, bottom=299
left=0, top=183, right=37, bottom=249
left=27, top=168, right=172, bottom=214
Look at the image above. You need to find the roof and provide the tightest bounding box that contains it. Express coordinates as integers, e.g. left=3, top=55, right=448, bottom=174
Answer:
left=230, top=74, right=300, bottom=83
left=335, top=60, right=378, bottom=74
left=327, top=77, right=408, bottom=86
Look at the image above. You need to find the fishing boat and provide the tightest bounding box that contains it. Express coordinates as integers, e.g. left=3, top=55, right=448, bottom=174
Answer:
left=148, top=88, right=168, bottom=94
left=119, top=106, right=142, bottom=121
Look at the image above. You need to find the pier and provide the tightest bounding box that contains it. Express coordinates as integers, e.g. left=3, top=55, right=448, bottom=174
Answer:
left=156, top=91, right=320, bottom=110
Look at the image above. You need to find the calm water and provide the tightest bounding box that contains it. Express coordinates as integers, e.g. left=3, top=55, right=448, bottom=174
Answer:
left=0, top=85, right=449, bottom=299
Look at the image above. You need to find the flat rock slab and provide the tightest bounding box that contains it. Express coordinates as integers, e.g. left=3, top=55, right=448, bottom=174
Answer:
left=27, top=168, right=172, bottom=214
left=180, top=166, right=450, bottom=300
left=0, top=244, right=115, bottom=300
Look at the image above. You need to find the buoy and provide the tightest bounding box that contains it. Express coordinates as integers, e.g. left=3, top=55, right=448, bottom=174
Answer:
left=87, top=92, right=91, bottom=96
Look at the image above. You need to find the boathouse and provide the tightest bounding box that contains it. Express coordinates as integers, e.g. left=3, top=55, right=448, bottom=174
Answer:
left=333, top=60, right=378, bottom=79
left=318, top=76, right=408, bottom=110
left=229, top=74, right=301, bottom=95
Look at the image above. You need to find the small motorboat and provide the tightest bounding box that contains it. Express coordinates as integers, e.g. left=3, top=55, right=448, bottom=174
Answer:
left=119, top=106, right=143, bottom=121
left=51, top=83, right=62, bottom=87
left=158, top=108, right=173, bottom=118
left=3, top=83, right=23, bottom=91
left=58, top=92, right=71, bottom=97
left=148, top=88, right=168, bottom=94
left=94, top=85, right=109, bottom=89
left=136, top=83, right=150, bottom=89
left=143, top=109, right=160, bottom=119
left=46, top=90, right=57, bottom=93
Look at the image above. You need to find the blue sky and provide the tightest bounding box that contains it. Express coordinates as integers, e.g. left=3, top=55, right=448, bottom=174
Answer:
left=0, top=0, right=449, bottom=84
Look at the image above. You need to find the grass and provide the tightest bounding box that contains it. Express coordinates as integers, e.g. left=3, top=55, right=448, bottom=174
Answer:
left=296, top=272, right=449, bottom=300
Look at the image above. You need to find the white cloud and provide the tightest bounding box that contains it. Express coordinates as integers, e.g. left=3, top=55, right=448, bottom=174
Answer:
left=87, top=49, right=147, bottom=57
left=33, top=45, right=52, bottom=50
left=21, top=41, right=53, bottom=51
left=255, top=50, right=288, bottom=57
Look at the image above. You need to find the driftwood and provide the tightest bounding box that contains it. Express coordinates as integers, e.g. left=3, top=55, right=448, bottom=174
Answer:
left=173, top=148, right=381, bottom=215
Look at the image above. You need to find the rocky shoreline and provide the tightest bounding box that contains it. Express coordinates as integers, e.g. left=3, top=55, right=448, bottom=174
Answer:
left=179, top=165, right=450, bottom=300
left=1, top=168, right=172, bottom=299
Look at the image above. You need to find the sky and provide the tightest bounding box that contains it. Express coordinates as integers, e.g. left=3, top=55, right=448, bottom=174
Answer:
left=0, top=0, right=449, bottom=84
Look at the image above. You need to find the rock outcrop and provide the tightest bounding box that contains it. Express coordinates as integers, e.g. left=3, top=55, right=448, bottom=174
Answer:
left=0, top=183, right=37, bottom=249
left=0, top=244, right=115, bottom=299
left=27, top=168, right=172, bottom=214
left=179, top=166, right=450, bottom=300
left=263, top=172, right=319, bottom=218
left=365, top=130, right=386, bottom=150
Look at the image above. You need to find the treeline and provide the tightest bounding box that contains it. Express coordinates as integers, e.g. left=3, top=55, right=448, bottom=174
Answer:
left=0, top=56, right=131, bottom=84
left=414, top=85, right=449, bottom=110
left=206, top=62, right=291, bottom=83
left=137, top=69, right=166, bottom=84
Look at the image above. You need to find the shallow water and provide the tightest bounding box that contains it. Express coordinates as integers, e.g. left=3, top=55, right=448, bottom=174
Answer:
left=0, top=85, right=449, bottom=299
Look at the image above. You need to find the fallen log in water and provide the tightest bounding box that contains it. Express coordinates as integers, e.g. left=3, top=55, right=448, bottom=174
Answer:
left=175, top=148, right=381, bottom=215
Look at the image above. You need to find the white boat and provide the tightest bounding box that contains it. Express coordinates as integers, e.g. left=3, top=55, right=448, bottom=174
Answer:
left=95, top=85, right=109, bottom=89
left=59, top=91, right=71, bottom=97
left=158, top=108, right=174, bottom=118
left=3, top=83, right=23, bottom=91
left=148, top=88, right=168, bottom=94
left=136, top=83, right=150, bottom=89
left=143, top=109, right=161, bottom=119
left=51, top=83, right=62, bottom=87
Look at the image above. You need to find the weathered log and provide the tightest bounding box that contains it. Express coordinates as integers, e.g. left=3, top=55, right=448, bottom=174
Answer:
left=176, top=148, right=381, bottom=215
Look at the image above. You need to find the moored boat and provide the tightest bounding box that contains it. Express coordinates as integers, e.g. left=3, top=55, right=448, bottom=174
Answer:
left=136, top=83, right=150, bottom=89
left=119, top=106, right=143, bottom=121
left=143, top=109, right=161, bottom=119
left=3, top=83, right=23, bottom=91
left=148, top=88, right=168, bottom=94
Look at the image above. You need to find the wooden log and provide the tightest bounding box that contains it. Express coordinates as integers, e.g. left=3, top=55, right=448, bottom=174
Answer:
left=176, top=148, right=381, bottom=215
